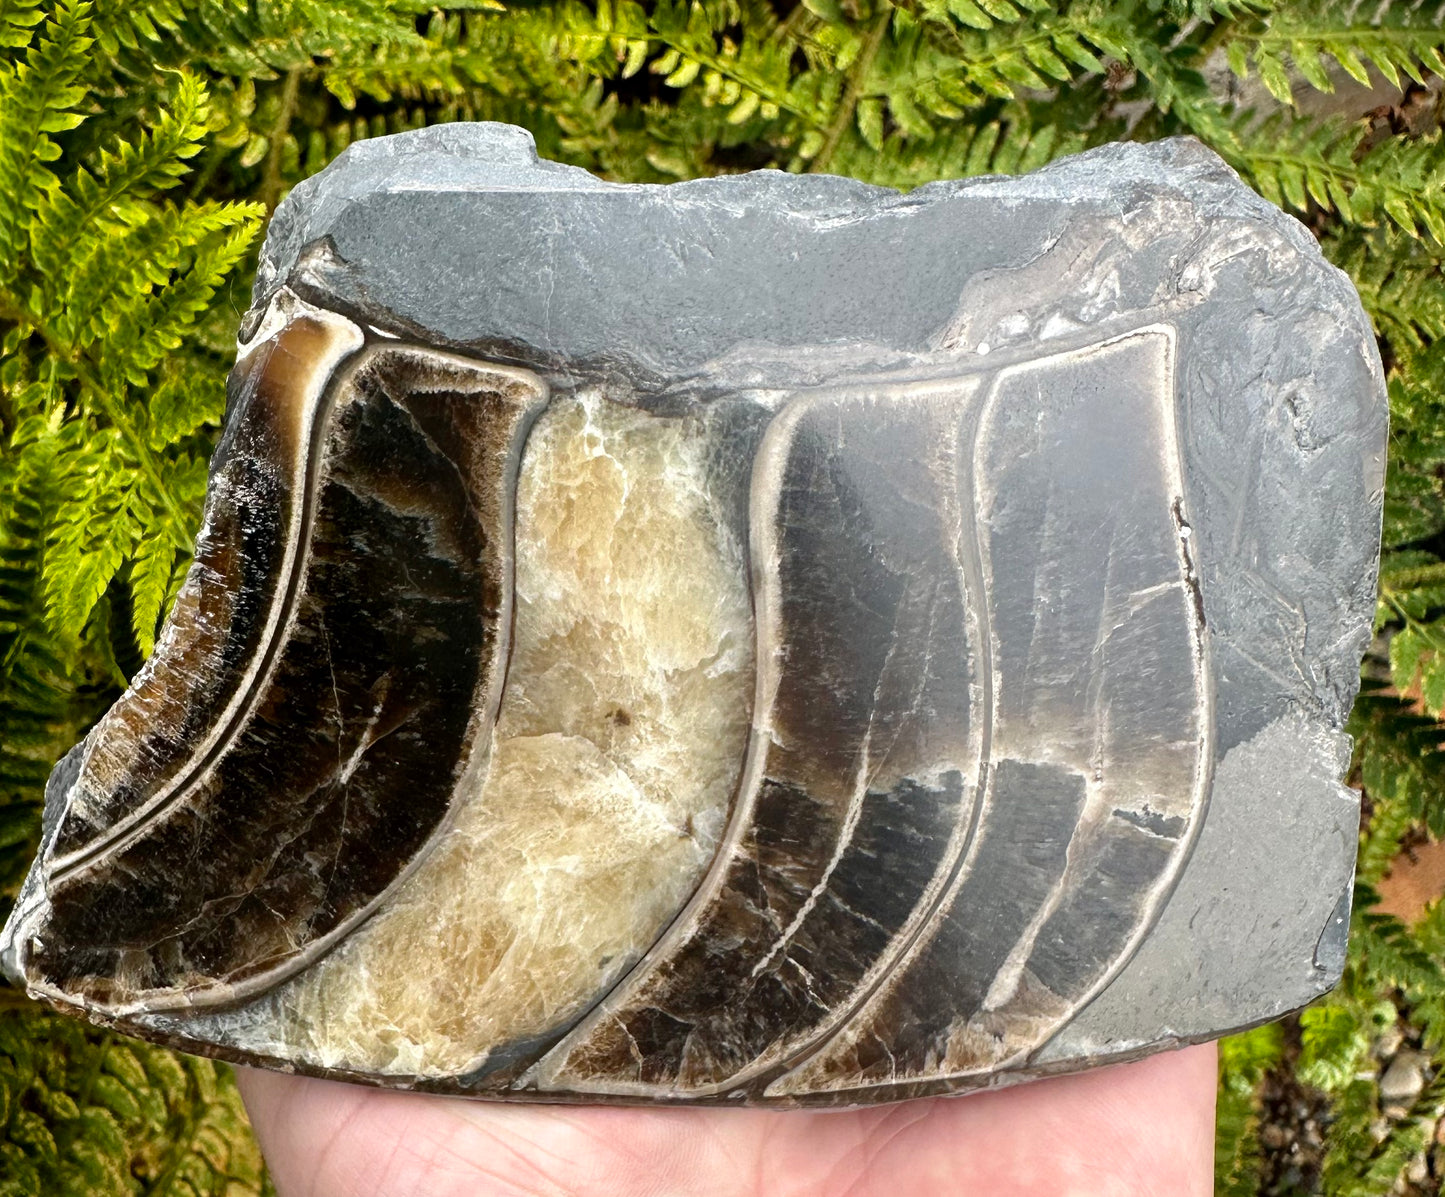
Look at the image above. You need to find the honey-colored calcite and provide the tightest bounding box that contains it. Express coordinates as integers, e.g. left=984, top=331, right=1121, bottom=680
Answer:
left=2, top=124, right=1386, bottom=1107
left=187, top=392, right=754, bottom=1077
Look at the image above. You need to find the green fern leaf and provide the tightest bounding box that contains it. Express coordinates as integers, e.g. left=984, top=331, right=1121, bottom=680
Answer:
left=0, top=0, right=45, bottom=50
left=1223, top=5, right=1445, bottom=100
left=126, top=534, right=175, bottom=659
left=0, top=0, right=92, bottom=282
left=29, top=69, right=211, bottom=288
left=1350, top=680, right=1445, bottom=862
left=0, top=1008, right=266, bottom=1196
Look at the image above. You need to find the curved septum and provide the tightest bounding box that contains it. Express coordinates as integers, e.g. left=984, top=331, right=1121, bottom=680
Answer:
left=6, top=309, right=1210, bottom=1104
left=8, top=291, right=548, bottom=1013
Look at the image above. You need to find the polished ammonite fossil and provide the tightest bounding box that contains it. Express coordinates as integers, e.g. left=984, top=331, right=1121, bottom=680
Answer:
left=1, top=125, right=1386, bottom=1106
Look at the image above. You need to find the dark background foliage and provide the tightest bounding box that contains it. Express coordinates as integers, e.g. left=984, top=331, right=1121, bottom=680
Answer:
left=1, top=1, right=1444, bottom=1192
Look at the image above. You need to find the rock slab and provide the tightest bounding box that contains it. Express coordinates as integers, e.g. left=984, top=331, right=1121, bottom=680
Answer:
left=1, top=124, right=1387, bottom=1106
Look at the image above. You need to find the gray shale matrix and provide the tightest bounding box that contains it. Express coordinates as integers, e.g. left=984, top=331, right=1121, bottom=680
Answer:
left=3, top=124, right=1387, bottom=1107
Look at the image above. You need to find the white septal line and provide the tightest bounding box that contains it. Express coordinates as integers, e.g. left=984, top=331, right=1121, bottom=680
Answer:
left=42, top=345, right=551, bottom=1018
left=47, top=294, right=365, bottom=879
left=749, top=702, right=877, bottom=981
left=761, top=379, right=998, bottom=1097
left=524, top=382, right=801, bottom=1095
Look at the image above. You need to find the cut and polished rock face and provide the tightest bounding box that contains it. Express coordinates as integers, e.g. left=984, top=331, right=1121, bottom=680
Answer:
left=1, top=125, right=1387, bottom=1106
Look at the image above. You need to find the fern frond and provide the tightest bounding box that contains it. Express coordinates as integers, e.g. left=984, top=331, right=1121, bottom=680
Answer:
left=29, top=69, right=211, bottom=286
left=0, top=0, right=45, bottom=50
left=913, top=0, right=1050, bottom=35
left=1326, top=228, right=1445, bottom=351
left=126, top=536, right=177, bottom=658
left=823, top=99, right=1093, bottom=184
left=1192, top=110, right=1445, bottom=244
left=1377, top=542, right=1445, bottom=719
left=0, top=1008, right=266, bottom=1195
left=0, top=418, right=68, bottom=897
left=1214, top=1082, right=1263, bottom=1196
left=1322, top=1061, right=1445, bottom=1196
left=40, top=430, right=136, bottom=647
left=1157, top=0, right=1272, bottom=18
left=1216, top=1022, right=1284, bottom=1196
left=1298, top=1000, right=1370, bottom=1091
left=864, top=5, right=1118, bottom=135
left=1355, top=910, right=1445, bottom=999
left=1222, top=2, right=1445, bottom=104
left=643, top=0, right=800, bottom=121
left=1378, top=345, right=1445, bottom=548
left=1222, top=1021, right=1287, bottom=1090
left=0, top=0, right=92, bottom=281
left=1349, top=680, right=1445, bottom=859
left=95, top=203, right=263, bottom=384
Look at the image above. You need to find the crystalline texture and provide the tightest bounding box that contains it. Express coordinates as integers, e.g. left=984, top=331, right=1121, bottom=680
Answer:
left=1, top=125, right=1386, bottom=1106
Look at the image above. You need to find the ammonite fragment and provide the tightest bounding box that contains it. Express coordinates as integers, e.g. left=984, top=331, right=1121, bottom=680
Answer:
left=1, top=125, right=1386, bottom=1106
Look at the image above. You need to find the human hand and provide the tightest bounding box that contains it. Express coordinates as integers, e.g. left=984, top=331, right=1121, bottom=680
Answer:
left=238, top=1042, right=1216, bottom=1196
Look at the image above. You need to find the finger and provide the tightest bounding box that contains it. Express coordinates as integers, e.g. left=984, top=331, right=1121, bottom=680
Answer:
left=238, top=1042, right=1217, bottom=1197
left=238, top=1065, right=745, bottom=1197
left=799, top=1042, right=1220, bottom=1197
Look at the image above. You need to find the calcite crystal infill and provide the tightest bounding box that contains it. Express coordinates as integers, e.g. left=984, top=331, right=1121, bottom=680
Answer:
left=2, top=124, right=1386, bottom=1107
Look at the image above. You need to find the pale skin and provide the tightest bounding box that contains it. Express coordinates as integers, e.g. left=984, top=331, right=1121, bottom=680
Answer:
left=239, top=1042, right=1217, bottom=1197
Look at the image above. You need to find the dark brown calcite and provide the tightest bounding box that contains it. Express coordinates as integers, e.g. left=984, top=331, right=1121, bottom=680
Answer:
left=1, top=126, right=1385, bottom=1106
left=14, top=299, right=547, bottom=1012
